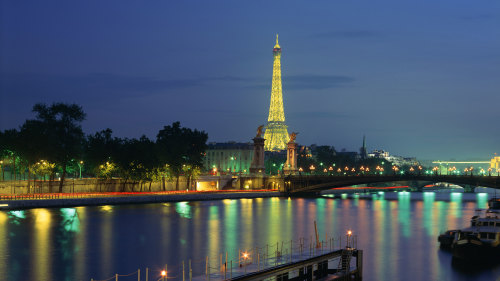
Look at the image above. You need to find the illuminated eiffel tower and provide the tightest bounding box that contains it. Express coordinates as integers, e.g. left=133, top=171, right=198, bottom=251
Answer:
left=264, top=34, right=289, bottom=151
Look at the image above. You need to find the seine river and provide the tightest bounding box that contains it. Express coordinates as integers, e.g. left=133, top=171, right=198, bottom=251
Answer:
left=0, top=192, right=499, bottom=281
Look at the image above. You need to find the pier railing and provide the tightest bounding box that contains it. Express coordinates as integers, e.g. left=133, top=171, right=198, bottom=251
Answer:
left=90, top=233, right=358, bottom=281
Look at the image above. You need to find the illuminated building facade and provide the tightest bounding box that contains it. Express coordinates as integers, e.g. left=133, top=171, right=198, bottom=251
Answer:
left=264, top=35, right=289, bottom=151
left=204, top=142, right=253, bottom=174
left=490, top=156, right=500, bottom=170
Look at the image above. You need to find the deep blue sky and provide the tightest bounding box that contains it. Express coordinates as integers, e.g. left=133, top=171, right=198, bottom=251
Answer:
left=1, top=1, right=499, bottom=160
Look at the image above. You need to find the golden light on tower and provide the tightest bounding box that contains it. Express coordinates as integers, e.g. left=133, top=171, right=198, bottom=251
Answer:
left=264, top=34, right=290, bottom=151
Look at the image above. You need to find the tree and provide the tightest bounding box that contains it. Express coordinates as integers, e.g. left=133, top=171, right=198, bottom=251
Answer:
left=156, top=122, right=208, bottom=190
left=29, top=103, right=86, bottom=192
left=0, top=129, right=22, bottom=180
left=84, top=128, right=121, bottom=177
left=314, top=146, right=337, bottom=166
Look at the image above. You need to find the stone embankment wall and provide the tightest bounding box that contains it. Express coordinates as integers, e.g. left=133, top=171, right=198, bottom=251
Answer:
left=0, top=191, right=281, bottom=210
left=0, top=176, right=240, bottom=194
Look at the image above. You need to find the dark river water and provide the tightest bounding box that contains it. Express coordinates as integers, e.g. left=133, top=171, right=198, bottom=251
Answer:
left=0, top=192, right=499, bottom=281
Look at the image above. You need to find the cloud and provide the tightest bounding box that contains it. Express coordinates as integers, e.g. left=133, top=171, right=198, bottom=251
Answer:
left=289, top=111, right=352, bottom=119
left=284, top=74, right=355, bottom=90
left=206, top=76, right=254, bottom=82
left=315, top=30, right=379, bottom=39
left=244, top=74, right=355, bottom=90
left=0, top=72, right=202, bottom=101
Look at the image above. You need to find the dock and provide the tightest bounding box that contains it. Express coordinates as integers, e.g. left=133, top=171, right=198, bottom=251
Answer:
left=91, top=233, right=362, bottom=281
left=228, top=248, right=362, bottom=281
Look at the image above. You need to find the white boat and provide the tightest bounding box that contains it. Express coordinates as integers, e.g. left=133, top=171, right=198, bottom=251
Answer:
left=451, top=209, right=500, bottom=261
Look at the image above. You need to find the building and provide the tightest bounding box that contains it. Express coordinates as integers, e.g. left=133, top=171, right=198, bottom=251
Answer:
left=359, top=135, right=368, bottom=160
left=264, top=35, right=290, bottom=151
left=368, top=149, right=418, bottom=166
left=491, top=156, right=500, bottom=170
left=204, top=142, right=254, bottom=174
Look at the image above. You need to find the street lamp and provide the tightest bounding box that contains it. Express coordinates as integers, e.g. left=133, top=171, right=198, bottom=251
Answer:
left=0, top=160, right=3, bottom=181
left=392, top=166, right=399, bottom=175
left=78, top=161, right=84, bottom=179
left=432, top=166, right=438, bottom=175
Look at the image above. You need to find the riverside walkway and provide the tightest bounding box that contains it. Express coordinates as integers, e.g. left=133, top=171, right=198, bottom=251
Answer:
left=0, top=190, right=280, bottom=210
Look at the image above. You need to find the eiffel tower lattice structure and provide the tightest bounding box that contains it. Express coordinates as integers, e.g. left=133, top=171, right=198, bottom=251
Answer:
left=264, top=34, right=289, bottom=151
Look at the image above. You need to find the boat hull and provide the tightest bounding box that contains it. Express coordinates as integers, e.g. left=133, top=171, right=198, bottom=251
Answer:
left=452, top=238, right=500, bottom=261
left=438, top=230, right=456, bottom=250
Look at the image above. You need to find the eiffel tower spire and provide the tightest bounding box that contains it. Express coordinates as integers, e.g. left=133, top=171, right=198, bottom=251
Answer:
left=264, top=34, right=289, bottom=151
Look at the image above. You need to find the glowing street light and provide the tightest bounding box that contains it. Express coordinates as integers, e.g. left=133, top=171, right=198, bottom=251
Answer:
left=309, top=165, right=315, bottom=174
left=346, top=230, right=353, bottom=248
left=78, top=160, right=84, bottom=179
left=0, top=160, right=4, bottom=181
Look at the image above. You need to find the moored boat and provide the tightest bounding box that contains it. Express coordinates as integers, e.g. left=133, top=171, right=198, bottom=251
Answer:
left=489, top=198, right=500, bottom=210
left=438, top=230, right=457, bottom=249
left=451, top=210, right=500, bottom=261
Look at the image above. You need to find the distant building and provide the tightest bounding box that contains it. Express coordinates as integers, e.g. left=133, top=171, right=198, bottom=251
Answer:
left=204, top=142, right=253, bottom=174
left=368, top=149, right=389, bottom=159
left=491, top=156, right=500, bottom=170
left=359, top=135, right=368, bottom=160
left=368, top=149, right=418, bottom=166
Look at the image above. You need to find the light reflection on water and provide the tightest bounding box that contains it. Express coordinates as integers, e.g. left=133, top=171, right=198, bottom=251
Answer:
left=0, top=192, right=498, bottom=280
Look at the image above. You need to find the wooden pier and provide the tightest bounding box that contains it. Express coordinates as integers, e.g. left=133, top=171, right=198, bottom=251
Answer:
left=90, top=232, right=363, bottom=281
left=229, top=248, right=362, bottom=281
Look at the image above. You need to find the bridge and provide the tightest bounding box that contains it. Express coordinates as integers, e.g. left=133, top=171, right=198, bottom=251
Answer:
left=282, top=174, right=500, bottom=194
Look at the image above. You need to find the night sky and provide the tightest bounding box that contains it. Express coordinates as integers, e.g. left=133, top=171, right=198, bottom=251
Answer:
left=1, top=1, right=499, bottom=160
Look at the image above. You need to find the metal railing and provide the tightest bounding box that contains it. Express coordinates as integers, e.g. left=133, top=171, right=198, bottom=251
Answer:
left=90, top=233, right=358, bottom=281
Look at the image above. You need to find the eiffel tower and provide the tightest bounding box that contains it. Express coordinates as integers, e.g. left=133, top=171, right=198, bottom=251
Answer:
left=264, top=34, right=289, bottom=151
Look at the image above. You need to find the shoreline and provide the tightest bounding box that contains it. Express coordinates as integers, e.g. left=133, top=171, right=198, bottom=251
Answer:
left=0, top=191, right=283, bottom=210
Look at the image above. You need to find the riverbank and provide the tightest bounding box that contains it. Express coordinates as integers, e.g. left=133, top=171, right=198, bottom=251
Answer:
left=0, top=191, right=282, bottom=210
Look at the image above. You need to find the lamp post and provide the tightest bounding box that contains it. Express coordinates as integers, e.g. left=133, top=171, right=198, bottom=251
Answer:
left=346, top=230, right=353, bottom=248
left=0, top=160, right=3, bottom=181
left=78, top=161, right=84, bottom=179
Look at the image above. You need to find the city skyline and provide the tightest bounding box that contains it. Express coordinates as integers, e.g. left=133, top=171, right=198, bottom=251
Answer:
left=1, top=1, right=499, bottom=160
